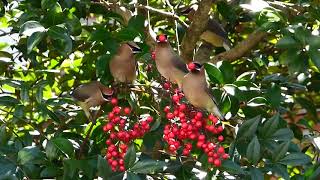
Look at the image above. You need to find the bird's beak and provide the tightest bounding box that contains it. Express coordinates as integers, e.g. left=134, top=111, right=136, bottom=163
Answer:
left=180, top=7, right=193, bottom=15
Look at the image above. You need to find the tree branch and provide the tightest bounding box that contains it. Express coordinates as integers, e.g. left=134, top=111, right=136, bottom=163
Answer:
left=210, top=30, right=267, bottom=63
left=180, top=0, right=213, bottom=62
left=135, top=4, right=189, bottom=28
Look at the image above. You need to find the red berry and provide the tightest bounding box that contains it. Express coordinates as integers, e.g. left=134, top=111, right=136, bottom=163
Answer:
left=119, top=159, right=124, bottom=165
left=146, top=116, right=153, bottom=123
left=124, top=107, right=131, bottom=115
left=187, top=62, right=196, bottom=71
left=169, top=145, right=176, bottom=152
left=213, top=159, right=221, bottom=167
left=196, top=141, right=204, bottom=148
left=111, top=160, right=118, bottom=167
left=185, top=143, right=192, bottom=150
left=119, top=165, right=126, bottom=171
left=217, top=147, right=225, bottom=154
left=106, top=139, right=112, bottom=145
left=172, top=94, right=180, bottom=103
left=182, top=149, right=190, bottom=156
left=164, top=106, right=170, bottom=113
left=113, top=106, right=121, bottom=114
left=208, top=157, right=214, bottom=163
left=166, top=113, right=174, bottom=119
left=195, top=121, right=202, bottom=128
left=111, top=151, right=118, bottom=157
left=151, top=51, right=156, bottom=60
left=217, top=126, right=224, bottom=133
left=108, top=112, right=115, bottom=120
left=196, top=112, right=203, bottom=119
left=163, top=82, right=171, bottom=90
left=179, top=104, right=186, bottom=111
left=222, top=153, right=229, bottom=159
left=198, top=134, right=206, bottom=141
left=218, top=135, right=224, bottom=142
left=209, top=114, right=218, bottom=124
left=111, top=98, right=118, bottom=106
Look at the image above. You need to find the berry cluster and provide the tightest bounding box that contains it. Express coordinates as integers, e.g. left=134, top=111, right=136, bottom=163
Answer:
left=162, top=87, right=228, bottom=167
left=103, top=98, right=153, bottom=171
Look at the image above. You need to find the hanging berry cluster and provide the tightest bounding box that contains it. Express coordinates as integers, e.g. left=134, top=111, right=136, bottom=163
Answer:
left=103, top=98, right=154, bottom=172
left=162, top=85, right=229, bottom=167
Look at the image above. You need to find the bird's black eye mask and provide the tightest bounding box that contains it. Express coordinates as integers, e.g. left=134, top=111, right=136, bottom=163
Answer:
left=127, top=43, right=141, bottom=54
left=192, top=62, right=203, bottom=72
left=102, top=93, right=113, bottom=101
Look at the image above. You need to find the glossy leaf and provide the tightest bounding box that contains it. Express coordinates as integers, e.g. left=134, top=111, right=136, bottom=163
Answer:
left=220, top=160, right=244, bottom=175
left=261, top=113, right=279, bottom=138
left=27, top=31, right=46, bottom=53
left=20, top=21, right=45, bottom=36
left=130, top=160, right=166, bottom=174
left=204, top=63, right=224, bottom=84
left=125, top=144, right=136, bottom=169
left=272, top=141, right=290, bottom=162
left=17, top=146, right=46, bottom=165
left=236, top=116, right=261, bottom=141
left=97, top=155, right=112, bottom=179
left=279, top=153, right=311, bottom=166
left=246, top=136, right=260, bottom=164
left=270, top=128, right=294, bottom=141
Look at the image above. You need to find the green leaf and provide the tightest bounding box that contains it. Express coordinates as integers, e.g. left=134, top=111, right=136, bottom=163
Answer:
left=276, top=36, right=300, bottom=49
left=247, top=97, right=267, bottom=107
left=250, top=167, right=264, bottom=180
left=236, top=115, right=261, bottom=141
left=0, top=156, right=18, bottom=177
left=270, top=128, right=294, bottom=141
left=219, top=61, right=235, bottom=83
left=20, top=21, right=45, bottom=36
left=279, top=50, right=308, bottom=74
left=220, top=92, right=231, bottom=114
left=0, top=96, right=20, bottom=106
left=236, top=71, right=256, bottom=81
left=204, top=63, right=224, bottom=84
left=246, top=136, right=260, bottom=164
left=220, top=160, right=245, bottom=175
left=130, top=160, right=166, bottom=174
left=64, top=12, right=82, bottom=36
left=265, top=83, right=281, bottom=107
left=128, top=15, right=145, bottom=32
left=272, top=141, right=290, bottom=162
left=150, top=117, right=161, bottom=131
left=0, top=51, right=13, bottom=59
left=261, top=113, right=279, bottom=138
left=279, top=153, right=311, bottom=166
left=41, top=0, right=56, bottom=10
left=126, top=172, right=141, bottom=180
left=47, top=26, right=72, bottom=55
left=38, top=104, right=60, bottom=123
left=271, top=164, right=289, bottom=180
left=40, top=166, right=59, bottom=178
left=308, top=48, right=320, bottom=70
left=27, top=31, right=46, bottom=53
left=17, top=146, right=46, bottom=165
left=51, top=137, right=74, bottom=158
left=307, top=35, right=320, bottom=48
left=96, top=54, right=111, bottom=78
left=125, top=144, right=136, bottom=169
left=97, top=155, right=112, bottom=179
left=45, top=140, right=58, bottom=160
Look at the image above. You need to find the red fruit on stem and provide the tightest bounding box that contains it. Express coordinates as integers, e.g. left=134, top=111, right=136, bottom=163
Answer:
left=111, top=98, right=118, bottom=106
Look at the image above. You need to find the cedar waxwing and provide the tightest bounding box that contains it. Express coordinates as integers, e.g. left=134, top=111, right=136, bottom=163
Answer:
left=155, top=34, right=189, bottom=88
left=109, top=42, right=141, bottom=83
left=71, top=81, right=113, bottom=121
left=181, top=6, right=232, bottom=50
left=182, top=62, right=225, bottom=120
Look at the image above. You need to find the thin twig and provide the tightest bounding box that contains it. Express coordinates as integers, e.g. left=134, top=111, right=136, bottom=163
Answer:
left=135, top=4, right=189, bottom=28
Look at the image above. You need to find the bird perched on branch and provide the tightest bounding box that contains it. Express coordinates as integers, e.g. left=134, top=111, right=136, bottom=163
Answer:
left=109, top=42, right=141, bottom=83
left=182, top=62, right=225, bottom=120
left=181, top=5, right=232, bottom=50
left=71, top=81, right=113, bottom=121
left=154, top=34, right=189, bottom=88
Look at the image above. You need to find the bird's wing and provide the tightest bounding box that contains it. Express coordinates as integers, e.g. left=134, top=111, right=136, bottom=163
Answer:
left=206, top=19, right=229, bottom=41
left=171, top=55, right=189, bottom=73
left=71, top=87, right=90, bottom=102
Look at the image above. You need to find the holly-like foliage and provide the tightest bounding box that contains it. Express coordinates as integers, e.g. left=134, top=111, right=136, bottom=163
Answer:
left=0, top=0, right=319, bottom=179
